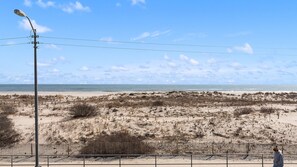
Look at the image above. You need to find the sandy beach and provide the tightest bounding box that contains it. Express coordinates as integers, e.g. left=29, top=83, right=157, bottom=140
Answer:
left=1, top=91, right=297, bottom=165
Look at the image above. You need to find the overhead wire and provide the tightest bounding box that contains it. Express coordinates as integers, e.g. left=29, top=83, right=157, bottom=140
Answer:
left=40, top=42, right=232, bottom=54
left=1, top=35, right=294, bottom=55
left=39, top=42, right=297, bottom=56
left=0, top=43, right=30, bottom=47
left=0, top=36, right=31, bottom=47
left=41, top=36, right=230, bottom=48
left=2, top=36, right=297, bottom=51
left=40, top=35, right=297, bottom=50
left=0, top=36, right=29, bottom=41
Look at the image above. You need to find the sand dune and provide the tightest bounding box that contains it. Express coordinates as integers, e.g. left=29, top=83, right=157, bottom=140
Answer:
left=1, top=91, right=297, bottom=155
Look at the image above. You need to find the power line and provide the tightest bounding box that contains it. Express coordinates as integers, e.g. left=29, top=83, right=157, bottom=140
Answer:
left=40, top=42, right=232, bottom=54
left=41, top=36, right=228, bottom=48
left=0, top=43, right=30, bottom=47
left=0, top=36, right=29, bottom=41
left=40, top=36, right=297, bottom=50
left=39, top=42, right=297, bottom=56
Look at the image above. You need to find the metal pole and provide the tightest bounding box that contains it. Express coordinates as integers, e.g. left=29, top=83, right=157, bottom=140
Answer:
left=10, top=155, right=13, bottom=167
left=33, top=27, right=39, bottom=167
left=262, top=154, right=264, bottom=167
left=191, top=154, right=193, bottom=167
left=83, top=156, right=85, bottom=167
left=14, top=9, right=40, bottom=167
left=226, top=151, right=228, bottom=167
left=31, top=143, right=33, bottom=156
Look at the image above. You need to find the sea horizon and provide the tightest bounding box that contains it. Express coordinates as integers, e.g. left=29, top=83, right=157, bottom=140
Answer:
left=1, top=84, right=297, bottom=92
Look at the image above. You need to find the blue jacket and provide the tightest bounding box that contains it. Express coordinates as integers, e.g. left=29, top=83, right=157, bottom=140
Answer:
left=273, top=151, right=284, bottom=167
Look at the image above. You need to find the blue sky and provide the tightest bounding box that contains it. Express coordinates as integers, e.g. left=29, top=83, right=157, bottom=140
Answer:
left=1, top=0, right=297, bottom=84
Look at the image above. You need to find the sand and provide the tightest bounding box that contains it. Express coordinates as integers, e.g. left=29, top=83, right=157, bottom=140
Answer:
left=1, top=91, right=297, bottom=164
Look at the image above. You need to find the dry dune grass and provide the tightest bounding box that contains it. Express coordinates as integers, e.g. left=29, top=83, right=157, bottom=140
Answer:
left=1, top=91, right=297, bottom=154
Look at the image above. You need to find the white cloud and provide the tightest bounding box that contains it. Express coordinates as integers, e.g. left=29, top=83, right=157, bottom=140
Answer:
left=37, top=62, right=51, bottom=67
left=52, top=56, right=65, bottom=63
left=227, top=43, right=254, bottom=55
left=62, top=1, right=91, bottom=13
left=168, top=62, right=177, bottom=67
left=132, top=30, right=170, bottom=41
left=24, top=0, right=32, bottom=7
left=229, top=62, right=244, bottom=70
left=225, top=31, right=251, bottom=38
left=34, top=0, right=90, bottom=13
left=227, top=48, right=233, bottom=53
left=235, top=43, right=253, bottom=54
left=164, top=54, right=170, bottom=60
left=52, top=68, right=59, bottom=73
left=180, top=54, right=189, bottom=61
left=190, top=59, right=199, bottom=65
left=80, top=66, right=89, bottom=71
left=58, top=56, right=65, bottom=61
left=44, top=44, right=60, bottom=50
left=19, top=18, right=51, bottom=33
left=207, top=58, right=217, bottom=64
left=180, top=54, right=199, bottom=65
left=133, top=32, right=150, bottom=41
left=139, top=65, right=150, bottom=69
left=36, top=0, right=55, bottom=8
left=100, top=37, right=113, bottom=43
left=131, top=0, right=145, bottom=5
left=111, top=66, right=129, bottom=72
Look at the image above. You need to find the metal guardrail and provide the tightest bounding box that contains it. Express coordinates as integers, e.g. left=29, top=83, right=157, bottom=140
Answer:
left=0, top=153, right=296, bottom=167
left=2, top=143, right=297, bottom=156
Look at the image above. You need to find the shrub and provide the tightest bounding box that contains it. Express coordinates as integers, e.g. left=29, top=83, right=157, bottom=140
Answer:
left=260, top=107, right=275, bottom=114
left=0, top=104, right=18, bottom=115
left=233, top=107, right=254, bottom=117
left=0, top=115, right=20, bottom=147
left=151, top=100, right=164, bottom=107
left=80, top=132, right=154, bottom=155
left=69, top=103, right=97, bottom=118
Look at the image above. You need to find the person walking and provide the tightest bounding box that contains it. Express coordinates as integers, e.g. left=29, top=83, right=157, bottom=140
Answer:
left=273, top=146, right=284, bottom=167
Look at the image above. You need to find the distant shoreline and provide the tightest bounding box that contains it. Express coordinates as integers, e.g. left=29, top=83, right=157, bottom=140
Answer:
left=1, top=90, right=297, bottom=97
left=2, top=84, right=297, bottom=92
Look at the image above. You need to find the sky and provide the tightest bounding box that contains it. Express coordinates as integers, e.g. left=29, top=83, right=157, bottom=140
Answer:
left=1, top=0, right=297, bottom=84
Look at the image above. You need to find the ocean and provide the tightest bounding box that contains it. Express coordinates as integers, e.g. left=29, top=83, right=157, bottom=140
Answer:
left=1, top=84, right=297, bottom=92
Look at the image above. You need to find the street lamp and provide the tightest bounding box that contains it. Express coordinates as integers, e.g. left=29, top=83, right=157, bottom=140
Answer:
left=14, top=9, right=40, bottom=167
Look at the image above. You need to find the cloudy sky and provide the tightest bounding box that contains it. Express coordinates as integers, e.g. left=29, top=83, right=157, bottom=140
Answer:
left=1, top=0, right=297, bottom=84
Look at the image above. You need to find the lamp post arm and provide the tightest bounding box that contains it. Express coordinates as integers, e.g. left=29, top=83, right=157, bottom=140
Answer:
left=25, top=16, right=36, bottom=33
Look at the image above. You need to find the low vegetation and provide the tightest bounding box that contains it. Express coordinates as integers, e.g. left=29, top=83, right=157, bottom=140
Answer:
left=260, top=107, right=275, bottom=114
left=0, top=104, right=18, bottom=115
left=0, top=115, right=20, bottom=147
left=69, top=103, right=97, bottom=118
left=80, top=132, right=154, bottom=154
left=233, top=107, right=254, bottom=117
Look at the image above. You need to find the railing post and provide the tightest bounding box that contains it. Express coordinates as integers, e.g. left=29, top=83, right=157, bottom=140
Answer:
left=155, top=155, right=157, bottom=167
left=10, top=155, right=13, bottom=167
left=212, top=142, right=214, bottom=155
left=31, top=143, right=33, bottom=156
left=47, top=155, right=50, bottom=167
left=83, top=155, right=85, bottom=167
left=262, top=154, right=264, bottom=167
left=226, top=151, right=228, bottom=167
left=67, top=144, right=70, bottom=157
left=119, top=155, right=121, bottom=167
left=191, top=154, right=193, bottom=167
